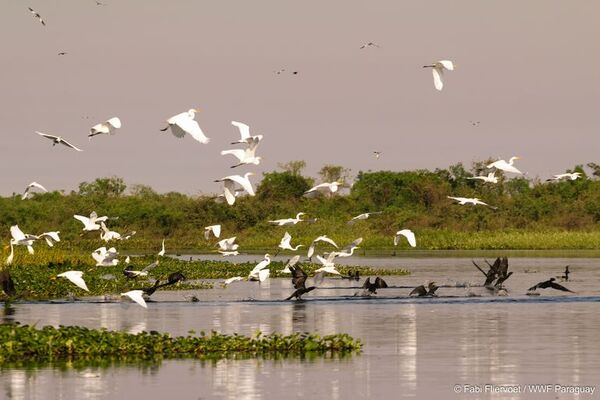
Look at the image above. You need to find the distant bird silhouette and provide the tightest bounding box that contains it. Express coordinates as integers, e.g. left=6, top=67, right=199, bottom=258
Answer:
left=57, top=52, right=67, bottom=56
left=285, top=265, right=316, bottom=300
left=558, top=266, right=570, bottom=281
left=473, top=257, right=512, bottom=288
left=409, top=282, right=439, bottom=297
left=28, top=7, right=46, bottom=26
left=362, top=277, right=388, bottom=294
left=359, top=42, right=380, bottom=49
left=528, top=278, right=573, bottom=293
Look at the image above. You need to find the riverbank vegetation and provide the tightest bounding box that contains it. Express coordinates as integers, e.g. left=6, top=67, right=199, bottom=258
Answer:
left=2, top=161, right=600, bottom=251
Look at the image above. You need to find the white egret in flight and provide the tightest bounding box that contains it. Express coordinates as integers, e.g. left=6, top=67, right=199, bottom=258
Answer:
left=304, top=181, right=343, bottom=197
left=315, top=253, right=341, bottom=275
left=278, top=232, right=303, bottom=251
left=332, top=237, right=363, bottom=257
left=92, top=246, right=119, bottom=266
left=248, top=254, right=271, bottom=281
left=280, top=255, right=301, bottom=273
left=204, top=225, right=221, bottom=240
left=231, top=121, right=263, bottom=145
left=467, top=172, right=498, bottom=184
left=160, top=109, right=209, bottom=144
left=57, top=271, right=89, bottom=292
left=21, top=182, right=48, bottom=199
left=100, top=222, right=121, bottom=242
left=423, top=60, right=454, bottom=91
left=121, top=290, right=148, bottom=308
left=394, top=229, right=416, bottom=247
left=214, top=173, right=255, bottom=205
left=217, top=237, right=239, bottom=252
left=220, top=140, right=262, bottom=168
left=348, top=212, right=382, bottom=225
left=548, top=172, right=582, bottom=181
left=74, top=211, right=108, bottom=231
left=36, top=131, right=83, bottom=151
left=10, top=225, right=37, bottom=254
left=307, top=235, right=338, bottom=259
left=123, top=261, right=159, bottom=278
left=89, top=117, right=122, bottom=140
left=487, top=157, right=523, bottom=175
left=38, top=231, right=60, bottom=247
left=269, top=212, right=305, bottom=226
left=447, top=196, right=497, bottom=209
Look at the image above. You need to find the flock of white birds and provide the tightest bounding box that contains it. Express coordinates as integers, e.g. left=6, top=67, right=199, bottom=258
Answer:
left=5, top=6, right=585, bottom=306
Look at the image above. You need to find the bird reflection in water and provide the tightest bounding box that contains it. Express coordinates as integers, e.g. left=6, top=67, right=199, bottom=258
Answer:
left=291, top=302, right=308, bottom=325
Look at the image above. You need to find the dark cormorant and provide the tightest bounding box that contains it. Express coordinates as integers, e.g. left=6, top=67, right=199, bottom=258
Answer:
left=362, top=277, right=388, bottom=294
left=285, top=265, right=316, bottom=300
left=409, top=281, right=439, bottom=297
left=528, top=278, right=574, bottom=293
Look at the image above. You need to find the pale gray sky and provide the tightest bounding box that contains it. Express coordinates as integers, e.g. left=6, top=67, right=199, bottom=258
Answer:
left=1, top=1, right=599, bottom=196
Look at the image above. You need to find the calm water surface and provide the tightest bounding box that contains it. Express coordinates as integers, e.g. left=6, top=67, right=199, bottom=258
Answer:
left=1, top=256, right=599, bottom=399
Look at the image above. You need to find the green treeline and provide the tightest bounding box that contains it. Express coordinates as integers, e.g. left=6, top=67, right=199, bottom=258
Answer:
left=2, top=161, right=600, bottom=250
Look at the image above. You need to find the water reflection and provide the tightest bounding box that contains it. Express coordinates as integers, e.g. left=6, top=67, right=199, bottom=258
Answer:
left=2, top=257, right=600, bottom=399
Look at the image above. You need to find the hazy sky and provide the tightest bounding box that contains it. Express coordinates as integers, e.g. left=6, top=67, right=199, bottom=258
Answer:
left=1, top=1, right=599, bottom=196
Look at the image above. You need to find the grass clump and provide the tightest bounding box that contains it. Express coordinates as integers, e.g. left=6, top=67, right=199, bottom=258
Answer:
left=0, top=324, right=361, bottom=365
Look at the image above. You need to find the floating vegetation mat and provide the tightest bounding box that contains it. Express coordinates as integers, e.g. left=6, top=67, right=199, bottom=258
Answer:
left=0, top=324, right=362, bottom=365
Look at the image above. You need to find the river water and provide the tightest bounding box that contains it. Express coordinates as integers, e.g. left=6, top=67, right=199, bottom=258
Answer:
left=1, top=256, right=599, bottom=399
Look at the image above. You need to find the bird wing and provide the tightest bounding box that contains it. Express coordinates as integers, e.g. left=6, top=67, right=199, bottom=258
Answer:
left=122, top=290, right=148, bottom=308
left=29, top=182, right=48, bottom=192
left=231, top=121, right=251, bottom=141
left=212, top=225, right=221, bottom=238
left=285, top=255, right=301, bottom=269
left=362, top=277, right=371, bottom=289
left=141, top=261, right=159, bottom=273
left=395, top=230, right=416, bottom=247
left=307, top=243, right=315, bottom=258
left=222, top=180, right=237, bottom=205
left=315, top=255, right=327, bottom=266
left=257, top=269, right=270, bottom=282
left=344, top=237, right=362, bottom=251
left=168, top=123, right=187, bottom=138
left=375, top=277, right=388, bottom=288
left=439, top=60, right=454, bottom=70
left=60, top=138, right=83, bottom=151
left=291, top=265, right=308, bottom=289
left=528, top=282, right=542, bottom=291
left=106, top=117, right=122, bottom=130
left=36, top=131, right=58, bottom=140
left=432, top=68, right=444, bottom=91
left=59, top=271, right=89, bottom=292
left=316, top=236, right=339, bottom=248
left=550, top=282, right=574, bottom=293
left=175, top=118, right=209, bottom=144
left=409, top=286, right=427, bottom=296
left=74, top=215, right=91, bottom=228
left=220, top=149, right=246, bottom=162
left=228, top=175, right=255, bottom=196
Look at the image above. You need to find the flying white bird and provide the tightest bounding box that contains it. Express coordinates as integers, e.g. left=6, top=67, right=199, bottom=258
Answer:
left=315, top=253, right=341, bottom=275
left=332, top=237, right=363, bottom=257
left=100, top=222, right=121, bottom=242
left=220, top=140, right=262, bottom=168
left=217, top=237, right=239, bottom=252
left=548, top=172, right=582, bottom=181
left=57, top=271, right=89, bottom=292
left=373, top=151, right=382, bottom=159
left=230, top=121, right=263, bottom=145
left=360, top=42, right=380, bottom=49
left=394, top=229, right=416, bottom=247
left=269, top=212, right=306, bottom=226
left=219, top=250, right=239, bottom=256
left=92, top=246, right=119, bottom=266
left=121, top=290, right=147, bottom=308
left=423, top=60, right=454, bottom=91
left=21, top=182, right=48, bottom=200
left=222, top=276, right=244, bottom=285
left=38, top=231, right=60, bottom=247
left=10, top=225, right=37, bottom=254
left=278, top=232, right=303, bottom=251
left=36, top=131, right=83, bottom=151
left=204, top=225, right=221, bottom=240
left=158, top=239, right=165, bottom=256
left=248, top=254, right=271, bottom=280
left=28, top=7, right=45, bottom=26
left=160, top=108, right=209, bottom=144
left=214, top=173, right=255, bottom=205
left=487, top=157, right=523, bottom=175
left=348, top=212, right=382, bottom=224
left=447, top=196, right=497, bottom=209
left=214, top=188, right=245, bottom=204
left=307, top=235, right=338, bottom=259
left=304, top=181, right=343, bottom=197
left=467, top=172, right=498, bottom=184
left=88, top=117, right=122, bottom=140
left=74, top=211, right=109, bottom=231
left=280, top=255, right=301, bottom=273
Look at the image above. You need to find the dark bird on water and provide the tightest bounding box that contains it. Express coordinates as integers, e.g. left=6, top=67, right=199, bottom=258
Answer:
left=472, top=257, right=513, bottom=288
left=58, top=52, right=67, bottom=56
left=409, top=281, right=439, bottom=297
left=0, top=271, right=16, bottom=297
left=559, top=266, right=570, bottom=281
left=362, top=277, right=388, bottom=294
left=135, top=271, right=186, bottom=298
left=528, top=278, right=574, bottom=293
left=285, top=265, right=316, bottom=300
